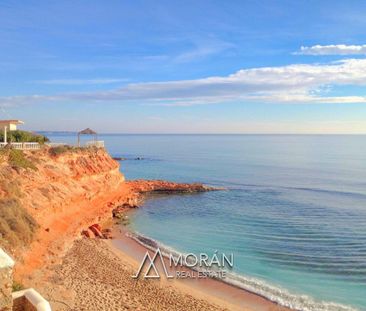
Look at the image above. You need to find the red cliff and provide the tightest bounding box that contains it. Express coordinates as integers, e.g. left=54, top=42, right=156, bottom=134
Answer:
left=0, top=147, right=131, bottom=280
left=0, top=147, right=213, bottom=282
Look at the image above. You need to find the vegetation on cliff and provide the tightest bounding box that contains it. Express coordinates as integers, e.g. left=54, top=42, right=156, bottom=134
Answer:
left=0, top=149, right=37, bottom=170
left=48, top=145, right=84, bottom=156
left=0, top=130, right=49, bottom=143
left=48, top=145, right=72, bottom=156
left=0, top=151, right=39, bottom=252
left=0, top=172, right=38, bottom=251
left=48, top=145, right=99, bottom=157
left=0, top=198, right=38, bottom=251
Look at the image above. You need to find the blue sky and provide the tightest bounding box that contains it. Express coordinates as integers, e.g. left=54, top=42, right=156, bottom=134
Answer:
left=1, top=0, right=366, bottom=133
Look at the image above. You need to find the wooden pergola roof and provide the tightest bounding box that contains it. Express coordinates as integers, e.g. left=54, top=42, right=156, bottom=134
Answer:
left=78, top=128, right=97, bottom=135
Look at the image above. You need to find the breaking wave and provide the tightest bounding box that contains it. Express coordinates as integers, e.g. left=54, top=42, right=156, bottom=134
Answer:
left=127, top=231, right=358, bottom=311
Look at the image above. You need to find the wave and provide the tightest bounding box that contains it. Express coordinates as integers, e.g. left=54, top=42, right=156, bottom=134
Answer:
left=127, top=231, right=359, bottom=311
left=215, top=180, right=366, bottom=200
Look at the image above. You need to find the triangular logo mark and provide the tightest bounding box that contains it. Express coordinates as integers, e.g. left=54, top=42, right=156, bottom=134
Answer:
left=132, top=248, right=174, bottom=279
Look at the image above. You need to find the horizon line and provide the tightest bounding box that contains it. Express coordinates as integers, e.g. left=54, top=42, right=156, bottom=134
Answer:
left=33, top=131, right=366, bottom=136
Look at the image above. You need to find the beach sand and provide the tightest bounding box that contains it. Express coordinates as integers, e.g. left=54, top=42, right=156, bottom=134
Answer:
left=41, top=238, right=228, bottom=311
left=35, top=225, right=290, bottom=311
left=109, top=227, right=290, bottom=311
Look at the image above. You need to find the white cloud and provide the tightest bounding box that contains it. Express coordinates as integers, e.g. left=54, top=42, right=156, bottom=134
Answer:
left=2, top=58, right=366, bottom=106
left=296, top=44, right=366, bottom=55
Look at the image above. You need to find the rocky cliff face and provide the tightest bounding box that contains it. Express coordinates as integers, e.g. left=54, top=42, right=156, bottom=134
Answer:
left=0, top=147, right=130, bottom=280
left=0, top=146, right=214, bottom=282
left=15, top=147, right=125, bottom=219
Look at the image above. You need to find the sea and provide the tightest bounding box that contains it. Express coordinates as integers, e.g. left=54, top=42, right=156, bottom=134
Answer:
left=47, top=134, right=366, bottom=311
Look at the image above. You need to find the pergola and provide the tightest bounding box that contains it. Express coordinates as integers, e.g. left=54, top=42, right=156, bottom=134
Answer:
left=77, top=128, right=98, bottom=147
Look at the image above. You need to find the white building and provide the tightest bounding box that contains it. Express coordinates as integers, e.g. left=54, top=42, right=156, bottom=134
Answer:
left=0, top=120, right=24, bottom=143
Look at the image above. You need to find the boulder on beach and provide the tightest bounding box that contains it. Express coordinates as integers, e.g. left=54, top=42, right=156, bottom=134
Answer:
left=89, top=224, right=104, bottom=238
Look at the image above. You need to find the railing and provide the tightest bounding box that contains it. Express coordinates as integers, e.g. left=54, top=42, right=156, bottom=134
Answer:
left=0, top=141, right=105, bottom=150
left=12, top=288, right=52, bottom=311
left=0, top=142, right=41, bottom=150
left=24, top=142, right=41, bottom=150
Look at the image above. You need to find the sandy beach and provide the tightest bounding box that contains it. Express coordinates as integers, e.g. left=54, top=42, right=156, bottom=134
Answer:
left=33, top=222, right=291, bottom=311
left=37, top=237, right=227, bottom=311
left=109, top=226, right=290, bottom=311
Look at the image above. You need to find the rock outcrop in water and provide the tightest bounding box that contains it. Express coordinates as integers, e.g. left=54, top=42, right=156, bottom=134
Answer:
left=127, top=179, right=218, bottom=193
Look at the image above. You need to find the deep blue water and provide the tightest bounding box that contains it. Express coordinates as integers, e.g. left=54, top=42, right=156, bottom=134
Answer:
left=48, top=134, right=366, bottom=311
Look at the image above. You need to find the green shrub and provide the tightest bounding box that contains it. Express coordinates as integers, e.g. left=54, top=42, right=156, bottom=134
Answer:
left=48, top=145, right=95, bottom=156
left=12, top=281, right=25, bottom=292
left=0, top=130, right=49, bottom=144
left=8, top=149, right=37, bottom=170
left=48, top=145, right=72, bottom=156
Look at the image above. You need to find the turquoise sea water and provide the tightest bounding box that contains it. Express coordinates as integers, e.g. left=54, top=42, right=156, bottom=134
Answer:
left=48, top=134, right=366, bottom=311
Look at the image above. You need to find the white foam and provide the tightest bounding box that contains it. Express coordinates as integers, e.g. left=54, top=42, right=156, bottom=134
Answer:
left=126, top=231, right=359, bottom=311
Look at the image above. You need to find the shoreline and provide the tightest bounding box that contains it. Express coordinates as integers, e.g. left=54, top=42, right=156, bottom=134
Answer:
left=2, top=146, right=357, bottom=310
left=108, top=223, right=291, bottom=311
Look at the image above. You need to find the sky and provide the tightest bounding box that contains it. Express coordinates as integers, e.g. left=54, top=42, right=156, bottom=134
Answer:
left=1, top=0, right=366, bottom=133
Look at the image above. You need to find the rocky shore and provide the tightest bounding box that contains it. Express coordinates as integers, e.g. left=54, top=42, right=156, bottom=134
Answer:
left=1, top=147, right=286, bottom=311
left=0, top=147, right=213, bottom=282
left=79, top=179, right=217, bottom=240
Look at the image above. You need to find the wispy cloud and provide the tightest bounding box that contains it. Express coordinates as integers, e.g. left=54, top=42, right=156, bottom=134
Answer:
left=174, top=46, right=229, bottom=63
left=174, top=39, right=234, bottom=63
left=3, top=59, right=366, bottom=106
left=295, top=44, right=366, bottom=55
left=33, top=78, right=129, bottom=85
left=134, top=40, right=232, bottom=65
